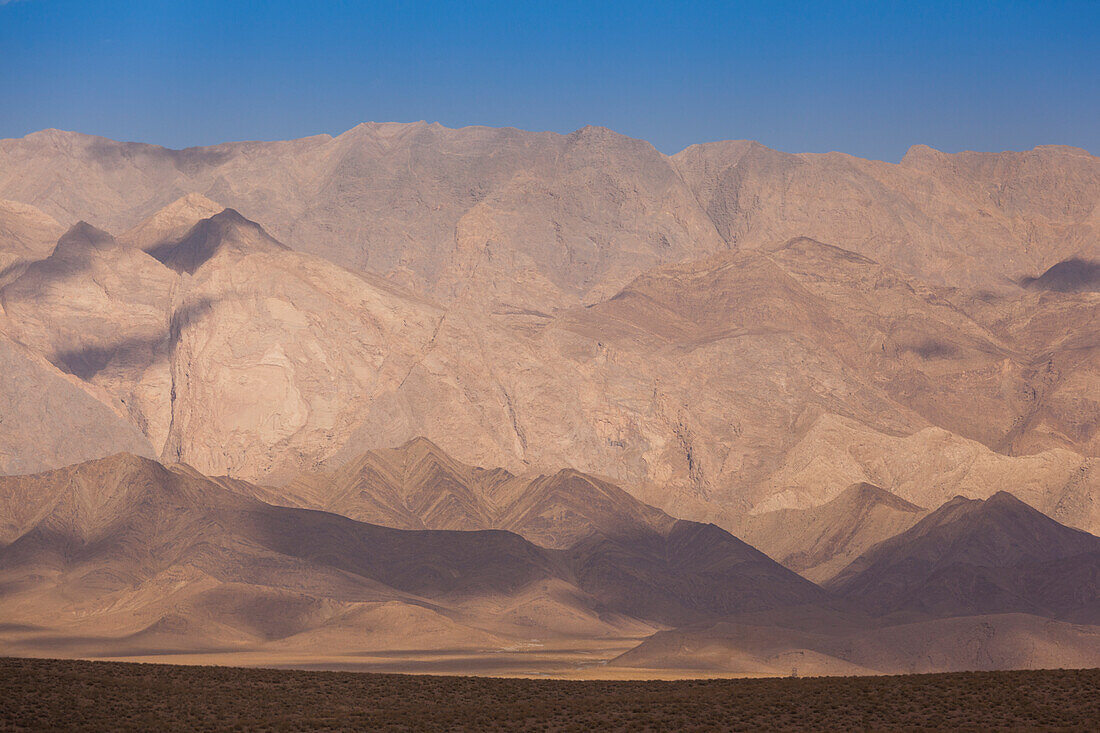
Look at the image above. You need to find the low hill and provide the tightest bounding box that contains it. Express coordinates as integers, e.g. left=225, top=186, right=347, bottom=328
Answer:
left=827, top=491, right=1100, bottom=623
left=0, top=452, right=831, bottom=660
left=611, top=612, right=1100, bottom=676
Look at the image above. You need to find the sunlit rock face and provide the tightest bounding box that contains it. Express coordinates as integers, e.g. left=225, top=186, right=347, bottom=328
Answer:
left=0, top=126, right=1095, bottom=538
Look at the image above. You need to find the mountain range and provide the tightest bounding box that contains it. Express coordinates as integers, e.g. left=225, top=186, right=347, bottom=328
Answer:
left=0, top=122, right=1097, bottom=676
left=1, top=444, right=1098, bottom=676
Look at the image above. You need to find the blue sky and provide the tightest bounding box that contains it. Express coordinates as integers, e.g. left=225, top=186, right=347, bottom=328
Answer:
left=1, top=0, right=1096, bottom=160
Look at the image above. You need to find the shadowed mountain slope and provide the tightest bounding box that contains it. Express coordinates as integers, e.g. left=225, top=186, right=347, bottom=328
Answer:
left=118, top=193, right=226, bottom=253
left=0, top=453, right=620, bottom=656
left=3, top=452, right=1099, bottom=675
left=146, top=208, right=289, bottom=274
left=611, top=612, right=1100, bottom=676
left=565, top=519, right=836, bottom=627
left=1022, top=258, right=1100, bottom=293
left=0, top=453, right=833, bottom=652
left=611, top=491, right=1100, bottom=675
left=228, top=438, right=836, bottom=626
left=0, top=453, right=557, bottom=599
left=827, top=491, right=1100, bottom=623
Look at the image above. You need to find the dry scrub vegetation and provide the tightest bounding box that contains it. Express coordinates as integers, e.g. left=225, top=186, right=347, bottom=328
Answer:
left=1, top=657, right=1098, bottom=731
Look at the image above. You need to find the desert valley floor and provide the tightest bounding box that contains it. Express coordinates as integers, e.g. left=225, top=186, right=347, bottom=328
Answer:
left=4, top=658, right=1100, bottom=731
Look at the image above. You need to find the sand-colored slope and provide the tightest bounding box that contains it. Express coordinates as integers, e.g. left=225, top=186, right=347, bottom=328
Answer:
left=514, top=240, right=1098, bottom=528
left=0, top=208, right=445, bottom=480
left=157, top=212, right=443, bottom=480
left=672, top=140, right=1100, bottom=290
left=0, top=199, right=64, bottom=284
left=736, top=483, right=927, bottom=583
left=317, top=245, right=1062, bottom=534
left=1, top=212, right=1094, bottom=544
left=0, top=333, right=155, bottom=477
left=741, top=413, right=1098, bottom=526
left=0, top=222, right=180, bottom=448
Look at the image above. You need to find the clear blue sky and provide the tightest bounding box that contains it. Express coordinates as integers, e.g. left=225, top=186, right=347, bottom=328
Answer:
left=1, top=0, right=1096, bottom=160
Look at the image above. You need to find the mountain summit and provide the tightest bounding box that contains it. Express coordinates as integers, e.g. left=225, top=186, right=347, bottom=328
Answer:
left=147, top=208, right=288, bottom=274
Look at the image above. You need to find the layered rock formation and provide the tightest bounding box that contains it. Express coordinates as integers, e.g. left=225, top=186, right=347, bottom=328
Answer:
left=0, top=125, right=1096, bottom=674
